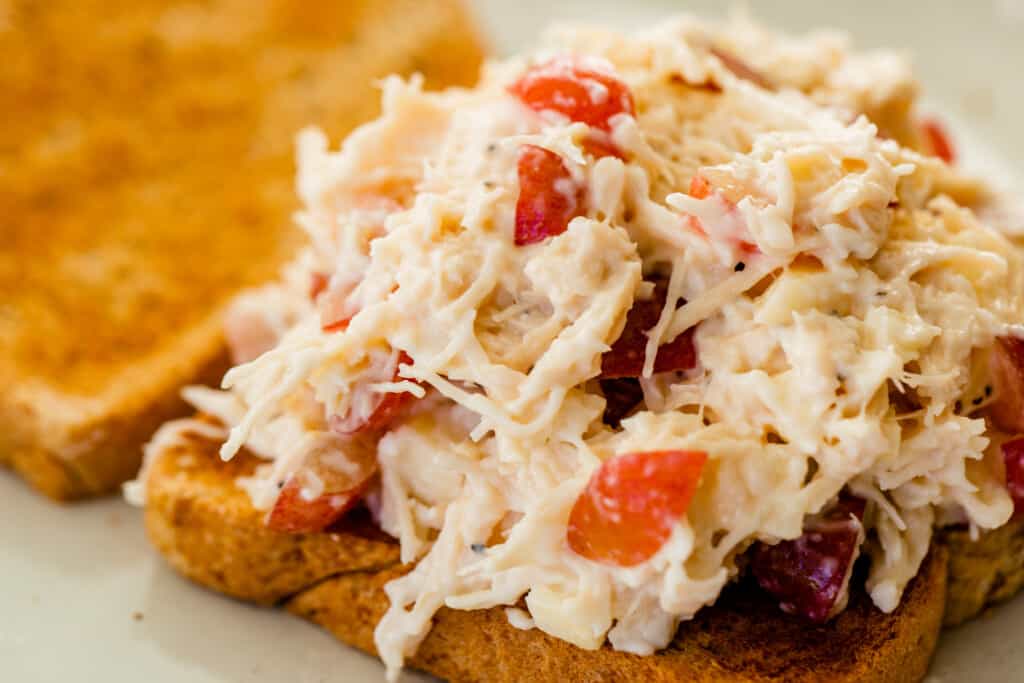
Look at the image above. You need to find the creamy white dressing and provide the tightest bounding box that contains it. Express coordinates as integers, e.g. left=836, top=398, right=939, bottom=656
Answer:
left=128, top=14, right=1023, bottom=681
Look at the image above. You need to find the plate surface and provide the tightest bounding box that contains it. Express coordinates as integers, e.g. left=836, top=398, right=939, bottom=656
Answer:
left=3, top=1, right=1023, bottom=681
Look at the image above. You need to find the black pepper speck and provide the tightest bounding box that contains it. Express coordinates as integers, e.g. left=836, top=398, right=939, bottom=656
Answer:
left=734, top=262, right=746, bottom=272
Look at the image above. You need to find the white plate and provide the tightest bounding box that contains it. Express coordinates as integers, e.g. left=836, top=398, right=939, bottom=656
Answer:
left=3, top=2, right=1023, bottom=681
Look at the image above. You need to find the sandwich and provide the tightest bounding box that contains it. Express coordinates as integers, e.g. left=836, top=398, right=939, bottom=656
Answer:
left=0, top=0, right=483, bottom=500
left=130, top=14, right=1024, bottom=681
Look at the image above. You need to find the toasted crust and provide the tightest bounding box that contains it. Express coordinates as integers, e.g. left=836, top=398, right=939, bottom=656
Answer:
left=0, top=0, right=484, bottom=500
left=146, top=439, right=958, bottom=682
left=146, top=438, right=400, bottom=604
left=942, top=518, right=1024, bottom=626
left=290, top=555, right=946, bottom=683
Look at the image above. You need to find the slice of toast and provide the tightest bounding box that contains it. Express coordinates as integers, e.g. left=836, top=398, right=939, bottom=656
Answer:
left=145, top=436, right=956, bottom=682
left=0, top=0, right=483, bottom=500
left=942, top=519, right=1024, bottom=626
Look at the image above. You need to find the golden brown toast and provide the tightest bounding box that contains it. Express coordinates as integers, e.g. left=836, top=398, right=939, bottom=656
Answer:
left=145, top=436, right=955, bottom=683
left=0, top=0, right=484, bottom=500
left=942, top=518, right=1024, bottom=626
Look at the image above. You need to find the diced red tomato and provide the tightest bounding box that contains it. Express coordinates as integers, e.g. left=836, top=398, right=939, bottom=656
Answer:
left=568, top=450, right=707, bottom=566
left=309, top=272, right=330, bottom=301
left=322, top=318, right=351, bottom=333
left=686, top=175, right=714, bottom=241
left=514, top=144, right=583, bottom=246
left=600, top=281, right=697, bottom=378
left=329, top=352, right=418, bottom=435
left=318, top=275, right=360, bottom=332
left=266, top=447, right=377, bottom=534
left=267, top=475, right=368, bottom=533
left=989, top=336, right=1024, bottom=433
left=920, top=117, right=956, bottom=164
left=314, top=195, right=402, bottom=329
left=331, top=389, right=415, bottom=434
left=580, top=133, right=624, bottom=160
left=509, top=56, right=635, bottom=132
left=682, top=174, right=759, bottom=254
left=689, top=174, right=712, bottom=200
left=750, top=497, right=866, bottom=623
left=1002, top=438, right=1024, bottom=515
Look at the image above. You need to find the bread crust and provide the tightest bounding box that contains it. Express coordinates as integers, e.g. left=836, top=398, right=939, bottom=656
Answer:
left=0, top=0, right=483, bottom=500
left=146, top=438, right=400, bottom=604
left=290, top=555, right=946, bottom=683
left=942, top=518, right=1024, bottom=626
left=146, top=438, right=958, bottom=682
left=0, top=318, right=231, bottom=500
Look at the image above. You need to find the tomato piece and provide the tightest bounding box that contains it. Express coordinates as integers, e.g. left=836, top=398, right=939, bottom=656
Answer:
left=267, top=476, right=368, bottom=533
left=600, top=281, right=697, bottom=378
left=580, top=133, right=624, bottom=160
left=509, top=56, right=635, bottom=132
left=514, top=144, right=582, bottom=246
left=568, top=449, right=707, bottom=566
left=331, top=390, right=415, bottom=434
left=689, top=174, right=712, bottom=200
left=309, top=272, right=330, bottom=301
left=750, top=497, right=865, bottom=623
left=682, top=174, right=759, bottom=254
left=329, top=352, right=418, bottom=435
left=318, top=273, right=361, bottom=331
left=315, top=196, right=400, bottom=328
left=920, top=117, right=956, bottom=164
left=322, top=318, right=351, bottom=333
left=1002, top=438, right=1024, bottom=515
left=989, top=336, right=1024, bottom=433
left=266, top=447, right=377, bottom=533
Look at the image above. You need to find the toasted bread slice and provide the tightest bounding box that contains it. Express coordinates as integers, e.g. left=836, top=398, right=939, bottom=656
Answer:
left=146, top=436, right=954, bottom=682
left=942, top=518, right=1024, bottom=626
left=0, top=0, right=483, bottom=500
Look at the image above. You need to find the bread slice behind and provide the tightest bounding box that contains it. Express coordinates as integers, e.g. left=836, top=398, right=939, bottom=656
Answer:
left=0, top=0, right=484, bottom=500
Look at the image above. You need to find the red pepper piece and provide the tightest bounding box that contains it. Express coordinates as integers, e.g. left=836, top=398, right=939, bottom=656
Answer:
left=329, top=352, right=418, bottom=435
left=990, top=336, right=1024, bottom=434
left=568, top=449, right=708, bottom=566
left=920, top=117, right=956, bottom=164
left=509, top=56, right=636, bottom=132
left=514, top=144, right=582, bottom=246
left=267, top=449, right=377, bottom=534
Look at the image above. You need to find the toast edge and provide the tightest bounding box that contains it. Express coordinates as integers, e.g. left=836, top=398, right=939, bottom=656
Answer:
left=144, top=439, right=953, bottom=683
left=0, top=326, right=230, bottom=501
left=942, top=518, right=1024, bottom=626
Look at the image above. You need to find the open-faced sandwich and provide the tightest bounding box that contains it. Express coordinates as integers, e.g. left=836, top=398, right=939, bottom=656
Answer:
left=130, top=14, right=1024, bottom=682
